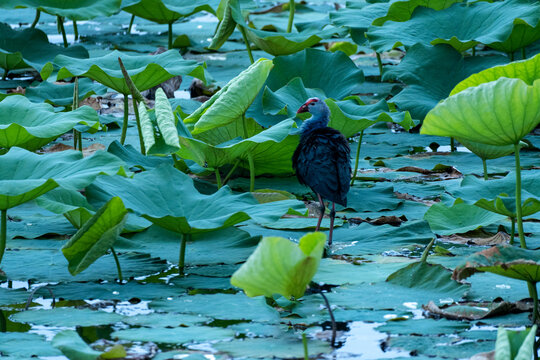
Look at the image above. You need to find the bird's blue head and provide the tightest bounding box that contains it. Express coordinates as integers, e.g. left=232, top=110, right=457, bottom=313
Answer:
left=296, top=97, right=330, bottom=134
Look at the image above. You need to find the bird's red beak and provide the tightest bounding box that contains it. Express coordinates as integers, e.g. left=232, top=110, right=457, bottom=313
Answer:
left=297, top=104, right=309, bottom=114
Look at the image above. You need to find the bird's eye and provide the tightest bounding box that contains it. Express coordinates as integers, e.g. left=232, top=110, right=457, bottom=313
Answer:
left=309, top=102, right=315, bottom=106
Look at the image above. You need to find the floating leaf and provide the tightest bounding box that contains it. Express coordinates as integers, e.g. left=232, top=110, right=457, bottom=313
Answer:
left=11, top=308, right=123, bottom=327
left=62, top=197, right=128, bottom=275
left=0, top=0, right=122, bottom=20
left=122, top=0, right=217, bottom=24
left=0, top=95, right=100, bottom=151
left=25, top=78, right=106, bottom=107
left=231, top=232, right=326, bottom=299
left=52, top=330, right=103, bottom=360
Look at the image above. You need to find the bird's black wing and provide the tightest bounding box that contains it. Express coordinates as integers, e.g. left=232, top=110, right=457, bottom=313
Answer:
left=293, top=128, right=351, bottom=206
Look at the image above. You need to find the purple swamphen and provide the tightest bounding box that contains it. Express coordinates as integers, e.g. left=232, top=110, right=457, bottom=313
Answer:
left=292, top=97, right=351, bottom=245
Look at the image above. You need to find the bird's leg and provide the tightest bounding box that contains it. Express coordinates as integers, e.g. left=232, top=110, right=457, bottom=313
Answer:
left=328, top=202, right=336, bottom=246
left=315, top=193, right=325, bottom=231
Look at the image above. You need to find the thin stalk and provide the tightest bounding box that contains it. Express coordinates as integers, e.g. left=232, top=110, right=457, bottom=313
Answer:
left=0, top=209, right=6, bottom=265
left=302, top=333, right=309, bottom=360
left=2, top=70, right=7, bottom=81
left=247, top=152, right=255, bottom=192
left=120, top=94, right=129, bottom=145
left=215, top=168, right=222, bottom=188
left=132, top=98, right=146, bottom=155
left=319, top=291, right=336, bottom=347
left=223, top=159, right=240, bottom=185
left=510, top=217, right=515, bottom=245
left=31, top=9, right=40, bottom=28
left=171, top=154, right=183, bottom=170
left=286, top=0, right=295, bottom=33
left=239, top=26, right=254, bottom=64
left=57, top=16, right=68, bottom=48
left=178, top=233, right=189, bottom=276
left=73, top=20, right=79, bottom=41
left=509, top=52, right=514, bottom=61
left=73, top=130, right=78, bottom=149
left=482, top=158, right=488, bottom=180
left=117, top=58, right=144, bottom=102
left=420, top=238, right=436, bottom=263
left=350, top=130, right=364, bottom=186
left=110, top=247, right=123, bottom=283
left=530, top=282, right=538, bottom=324
left=0, top=310, right=6, bottom=332
left=472, top=46, right=475, bottom=57
left=514, top=143, right=526, bottom=249
left=521, top=48, right=526, bottom=60
left=375, top=52, right=383, bottom=81
left=72, top=77, right=82, bottom=151
left=450, top=137, right=456, bottom=152
left=128, top=14, right=135, bottom=34
left=77, top=132, right=82, bottom=150
left=168, top=22, right=173, bottom=49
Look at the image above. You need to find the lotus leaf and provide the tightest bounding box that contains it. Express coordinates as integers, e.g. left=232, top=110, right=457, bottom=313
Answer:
left=55, top=50, right=207, bottom=94
left=0, top=23, right=88, bottom=80
left=35, top=188, right=94, bottom=229
left=25, top=78, right=107, bottom=107
left=0, top=96, right=100, bottom=151
left=230, top=232, right=326, bottom=299
left=107, top=140, right=173, bottom=171
left=122, top=0, right=217, bottom=24
left=329, top=3, right=389, bottom=45
left=52, top=330, right=115, bottom=360
left=111, top=326, right=234, bottom=344
left=11, top=308, right=123, bottom=327
left=456, top=139, right=517, bottom=161
left=62, top=197, right=128, bottom=276
left=367, top=0, right=540, bottom=53
left=213, top=336, right=331, bottom=358
left=0, top=0, right=121, bottom=20
left=421, top=78, right=540, bottom=146
left=383, top=44, right=507, bottom=120
left=451, top=52, right=540, bottom=96
left=495, top=325, right=537, bottom=360
left=371, top=0, right=463, bottom=26
left=453, top=245, right=540, bottom=283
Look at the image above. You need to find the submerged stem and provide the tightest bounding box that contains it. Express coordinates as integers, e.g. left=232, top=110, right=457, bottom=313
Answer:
left=514, top=143, right=526, bottom=249
left=120, top=94, right=129, bottom=145
left=482, top=158, right=488, bottom=180
left=350, top=130, right=364, bottom=186
left=110, top=247, right=123, bottom=283
left=420, top=238, right=436, bottom=263
left=286, top=0, right=295, bottom=33
left=0, top=209, right=6, bottom=265
left=239, top=26, right=254, bottom=64
left=319, top=291, right=336, bottom=347
left=178, top=233, right=189, bottom=276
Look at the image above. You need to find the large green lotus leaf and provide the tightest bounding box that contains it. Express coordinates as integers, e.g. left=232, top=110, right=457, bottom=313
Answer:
left=122, top=0, right=217, bottom=24
left=0, top=333, right=62, bottom=358
left=230, top=232, right=326, bottom=299
left=0, top=23, right=88, bottom=80
left=456, top=138, right=517, bottom=161
left=35, top=188, right=94, bottom=229
left=329, top=3, right=390, bottom=44
left=376, top=318, right=470, bottom=336
left=0, top=147, right=123, bottom=210
left=0, top=0, right=121, bottom=20
left=177, top=118, right=296, bottom=172
left=55, top=50, right=207, bottom=94
left=421, top=78, right=540, bottom=146
left=383, top=43, right=507, bottom=120
left=372, top=0, right=463, bottom=25
left=386, top=261, right=470, bottom=300
left=367, top=0, right=540, bottom=53
left=111, top=326, right=234, bottom=344
left=424, top=202, right=507, bottom=235
left=0, top=96, right=100, bottom=151
left=25, top=78, right=107, bottom=107
left=62, top=197, right=128, bottom=276
left=452, top=172, right=540, bottom=218
left=52, top=330, right=105, bottom=360
left=453, top=245, right=540, bottom=283
left=11, top=308, right=123, bottom=327
left=107, top=140, right=173, bottom=172
left=85, top=165, right=302, bottom=234
left=184, top=58, right=273, bottom=135
left=495, top=325, right=537, bottom=360
left=451, top=52, right=540, bottom=96
left=213, top=336, right=331, bottom=358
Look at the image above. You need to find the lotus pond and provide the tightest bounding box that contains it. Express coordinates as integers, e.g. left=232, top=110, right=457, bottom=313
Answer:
left=0, top=0, right=539, bottom=359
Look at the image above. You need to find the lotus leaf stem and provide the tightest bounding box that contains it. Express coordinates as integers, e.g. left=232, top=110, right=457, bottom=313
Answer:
left=0, top=310, right=5, bottom=332
left=509, top=52, right=514, bottom=61
left=287, top=0, right=295, bottom=33
left=514, top=143, right=526, bottom=249
left=120, top=94, right=129, bottom=145
left=510, top=217, right=515, bottom=245
left=30, top=10, right=40, bottom=28
left=302, top=333, right=308, bottom=360
left=57, top=16, right=68, bottom=48
left=450, top=138, right=456, bottom=152
left=319, top=291, right=336, bottom=347
left=128, top=15, right=135, bottom=34
left=72, top=78, right=82, bottom=151
left=350, top=130, right=364, bottom=186
left=471, top=46, right=475, bottom=57
left=2, top=70, right=7, bottom=81
left=215, top=168, right=222, bottom=188
left=530, top=281, right=538, bottom=325
left=0, top=209, right=6, bottom=265
left=247, top=152, right=255, bottom=192
left=132, top=98, right=146, bottom=155
left=223, top=159, right=240, bottom=185
left=239, top=26, right=254, bottom=64
left=376, top=52, right=383, bottom=81
left=482, top=158, right=488, bottom=180
left=73, top=20, right=79, bottom=41
left=522, top=48, right=526, bottom=60
left=420, top=238, right=435, bottom=263
left=110, top=247, right=123, bottom=283
left=168, top=22, right=173, bottom=49
left=117, top=58, right=144, bottom=102
left=178, top=233, right=189, bottom=276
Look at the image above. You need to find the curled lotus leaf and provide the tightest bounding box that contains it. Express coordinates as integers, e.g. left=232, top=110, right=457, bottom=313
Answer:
left=122, top=0, right=217, bottom=24
left=0, top=0, right=122, bottom=20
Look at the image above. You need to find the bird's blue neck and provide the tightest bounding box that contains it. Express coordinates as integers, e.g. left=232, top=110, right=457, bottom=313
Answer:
left=300, top=111, right=330, bottom=136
